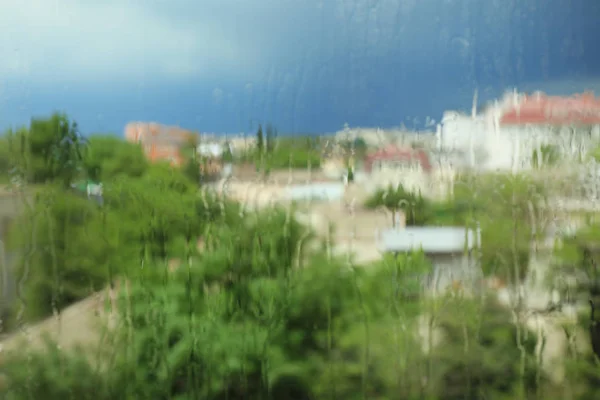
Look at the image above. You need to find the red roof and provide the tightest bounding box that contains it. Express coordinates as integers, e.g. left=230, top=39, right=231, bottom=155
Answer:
left=124, top=122, right=195, bottom=167
left=124, top=122, right=195, bottom=145
left=364, top=145, right=432, bottom=172
left=500, top=92, right=600, bottom=126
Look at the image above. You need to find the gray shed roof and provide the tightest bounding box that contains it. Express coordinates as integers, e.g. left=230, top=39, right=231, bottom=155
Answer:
left=378, top=227, right=477, bottom=254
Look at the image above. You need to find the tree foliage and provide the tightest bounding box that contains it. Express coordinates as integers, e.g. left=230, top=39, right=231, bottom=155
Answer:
left=364, top=184, right=429, bottom=226
left=2, top=113, right=86, bottom=187
left=2, top=116, right=600, bottom=399
left=429, top=297, right=544, bottom=400
left=83, top=134, right=148, bottom=182
left=232, top=127, right=321, bottom=171
left=256, top=124, right=264, bottom=155
left=424, top=173, right=549, bottom=283
left=532, top=144, right=560, bottom=168
left=265, top=123, right=276, bottom=154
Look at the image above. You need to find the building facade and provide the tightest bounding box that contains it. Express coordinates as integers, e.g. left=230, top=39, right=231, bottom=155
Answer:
left=363, top=145, right=433, bottom=194
left=437, top=91, right=600, bottom=171
left=124, top=122, right=196, bottom=166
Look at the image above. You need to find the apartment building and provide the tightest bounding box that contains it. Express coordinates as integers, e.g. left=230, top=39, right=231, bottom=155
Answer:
left=437, top=91, right=600, bottom=171
left=124, top=122, right=196, bottom=166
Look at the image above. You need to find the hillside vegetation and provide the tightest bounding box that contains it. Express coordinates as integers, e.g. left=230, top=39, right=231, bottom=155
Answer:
left=1, top=114, right=600, bottom=399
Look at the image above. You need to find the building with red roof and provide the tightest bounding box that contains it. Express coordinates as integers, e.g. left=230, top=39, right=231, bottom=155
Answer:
left=364, top=144, right=432, bottom=173
left=124, top=122, right=197, bottom=166
left=500, top=92, right=600, bottom=126
left=437, top=91, right=600, bottom=171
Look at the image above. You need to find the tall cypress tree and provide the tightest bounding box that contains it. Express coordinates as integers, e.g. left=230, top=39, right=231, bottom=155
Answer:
left=265, top=124, right=275, bottom=154
left=256, top=124, right=264, bottom=155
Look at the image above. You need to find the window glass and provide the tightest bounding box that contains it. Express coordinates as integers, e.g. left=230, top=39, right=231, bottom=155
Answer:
left=2, top=1, right=600, bottom=399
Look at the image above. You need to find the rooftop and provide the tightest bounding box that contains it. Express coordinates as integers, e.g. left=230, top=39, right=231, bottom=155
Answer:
left=500, top=92, right=600, bottom=126
left=378, top=226, right=478, bottom=254
left=124, top=122, right=195, bottom=146
left=364, top=145, right=432, bottom=172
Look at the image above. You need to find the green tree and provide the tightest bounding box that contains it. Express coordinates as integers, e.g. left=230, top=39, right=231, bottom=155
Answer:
left=553, top=224, right=600, bottom=296
left=0, top=135, right=12, bottom=183
left=1, top=114, right=87, bottom=187
left=265, top=123, right=276, bottom=154
left=1, top=202, right=583, bottom=400
left=2, top=127, right=32, bottom=186
left=4, top=159, right=211, bottom=326
left=179, top=134, right=202, bottom=185
left=83, top=134, right=148, bottom=182
left=588, top=145, right=600, bottom=163
left=27, top=113, right=87, bottom=187
left=532, top=144, right=560, bottom=168
left=553, top=222, right=600, bottom=363
left=340, top=137, right=368, bottom=160
left=346, top=165, right=355, bottom=182
left=222, top=141, right=234, bottom=163
left=182, top=157, right=201, bottom=185
left=432, top=173, right=549, bottom=283
left=4, top=337, right=117, bottom=399
left=364, top=184, right=429, bottom=227
left=8, top=187, right=126, bottom=321
left=256, top=124, right=264, bottom=155
left=104, top=165, right=201, bottom=265
left=99, top=206, right=321, bottom=398
left=429, top=297, right=545, bottom=399
left=5, top=141, right=595, bottom=400
left=262, top=136, right=322, bottom=170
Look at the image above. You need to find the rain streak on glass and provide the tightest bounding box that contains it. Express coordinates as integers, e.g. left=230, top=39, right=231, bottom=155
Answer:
left=1, top=0, right=600, bottom=398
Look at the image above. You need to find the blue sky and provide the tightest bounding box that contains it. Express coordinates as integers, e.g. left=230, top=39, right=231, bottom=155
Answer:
left=1, top=0, right=599, bottom=135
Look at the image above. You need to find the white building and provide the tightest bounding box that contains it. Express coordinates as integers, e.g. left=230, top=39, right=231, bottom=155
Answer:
left=197, top=142, right=229, bottom=158
left=437, top=91, right=600, bottom=171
